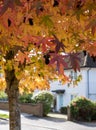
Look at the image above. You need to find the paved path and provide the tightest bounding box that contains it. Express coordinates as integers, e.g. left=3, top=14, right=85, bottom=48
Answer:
left=0, top=110, right=96, bottom=130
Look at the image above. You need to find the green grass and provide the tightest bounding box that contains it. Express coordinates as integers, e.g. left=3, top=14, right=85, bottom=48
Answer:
left=0, top=114, right=9, bottom=119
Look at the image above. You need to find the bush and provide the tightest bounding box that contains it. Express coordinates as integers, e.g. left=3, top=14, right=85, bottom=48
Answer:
left=70, top=96, right=96, bottom=121
left=32, top=91, right=54, bottom=116
left=91, top=103, right=96, bottom=120
left=19, top=93, right=33, bottom=103
left=60, top=107, right=67, bottom=114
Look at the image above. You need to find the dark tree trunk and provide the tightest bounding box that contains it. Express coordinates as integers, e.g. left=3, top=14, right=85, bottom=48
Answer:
left=5, top=69, right=21, bottom=130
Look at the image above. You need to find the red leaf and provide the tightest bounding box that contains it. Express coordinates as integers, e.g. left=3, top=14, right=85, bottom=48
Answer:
left=69, top=52, right=81, bottom=72
left=36, top=37, right=54, bottom=52
left=16, top=51, right=31, bottom=64
left=0, top=0, right=10, bottom=16
left=84, top=42, right=96, bottom=56
left=85, top=18, right=96, bottom=35
left=51, top=34, right=66, bottom=53
left=49, top=53, right=68, bottom=74
left=22, top=35, right=41, bottom=47
left=23, top=35, right=54, bottom=52
left=31, top=1, right=44, bottom=16
left=0, top=0, right=22, bottom=16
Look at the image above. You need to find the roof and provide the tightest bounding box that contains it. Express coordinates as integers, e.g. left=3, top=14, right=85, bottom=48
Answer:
left=83, top=53, right=96, bottom=67
left=65, top=51, right=96, bottom=70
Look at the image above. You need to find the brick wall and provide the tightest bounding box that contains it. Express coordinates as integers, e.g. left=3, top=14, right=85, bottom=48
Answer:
left=0, top=102, right=43, bottom=117
left=20, top=103, right=43, bottom=117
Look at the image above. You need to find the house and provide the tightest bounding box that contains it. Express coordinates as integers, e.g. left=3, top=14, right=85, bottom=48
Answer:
left=50, top=52, right=96, bottom=112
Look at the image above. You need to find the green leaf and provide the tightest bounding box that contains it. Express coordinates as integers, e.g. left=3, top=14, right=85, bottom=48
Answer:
left=40, top=15, right=54, bottom=28
left=72, top=9, right=83, bottom=21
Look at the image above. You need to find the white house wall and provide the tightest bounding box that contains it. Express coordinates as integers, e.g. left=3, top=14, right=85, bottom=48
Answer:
left=34, top=68, right=96, bottom=112
left=88, top=68, right=96, bottom=101
left=64, top=68, right=87, bottom=95
left=50, top=68, right=96, bottom=111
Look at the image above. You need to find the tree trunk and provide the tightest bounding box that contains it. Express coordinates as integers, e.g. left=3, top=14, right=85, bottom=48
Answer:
left=5, top=69, right=21, bottom=130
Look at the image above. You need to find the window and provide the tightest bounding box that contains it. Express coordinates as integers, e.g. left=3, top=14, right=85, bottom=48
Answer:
left=68, top=71, right=82, bottom=87
left=74, top=71, right=77, bottom=80
left=71, top=94, right=78, bottom=101
left=69, top=71, right=77, bottom=80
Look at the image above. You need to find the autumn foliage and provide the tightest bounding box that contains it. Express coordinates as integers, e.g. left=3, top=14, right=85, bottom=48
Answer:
left=0, top=1, right=96, bottom=130
left=0, top=0, right=96, bottom=91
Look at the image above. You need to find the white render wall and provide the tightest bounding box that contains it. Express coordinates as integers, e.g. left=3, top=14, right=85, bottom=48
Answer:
left=50, top=68, right=96, bottom=111
left=88, top=68, right=96, bottom=101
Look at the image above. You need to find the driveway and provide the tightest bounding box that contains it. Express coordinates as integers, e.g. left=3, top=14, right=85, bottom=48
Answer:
left=0, top=111, right=96, bottom=130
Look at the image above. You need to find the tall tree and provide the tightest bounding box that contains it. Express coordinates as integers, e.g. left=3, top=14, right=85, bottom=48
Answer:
left=0, top=0, right=96, bottom=130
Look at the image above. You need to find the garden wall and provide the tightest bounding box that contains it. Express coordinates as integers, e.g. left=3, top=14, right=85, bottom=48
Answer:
left=0, top=102, right=43, bottom=117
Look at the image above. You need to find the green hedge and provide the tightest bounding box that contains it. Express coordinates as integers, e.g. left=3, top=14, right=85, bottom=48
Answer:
left=19, top=93, right=33, bottom=103
left=32, top=91, right=54, bottom=116
left=60, top=107, right=67, bottom=114
left=70, top=96, right=96, bottom=121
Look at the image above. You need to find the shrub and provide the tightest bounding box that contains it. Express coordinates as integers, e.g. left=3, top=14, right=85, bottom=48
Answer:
left=70, top=96, right=96, bottom=121
left=60, top=107, right=67, bottom=114
left=91, top=103, right=96, bottom=120
left=19, top=93, right=33, bottom=103
left=32, top=91, right=54, bottom=116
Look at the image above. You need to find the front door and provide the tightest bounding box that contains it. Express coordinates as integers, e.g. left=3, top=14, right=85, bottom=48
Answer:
left=59, top=94, right=63, bottom=110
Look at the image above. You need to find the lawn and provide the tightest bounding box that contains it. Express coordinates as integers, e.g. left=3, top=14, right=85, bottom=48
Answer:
left=0, top=113, right=9, bottom=119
